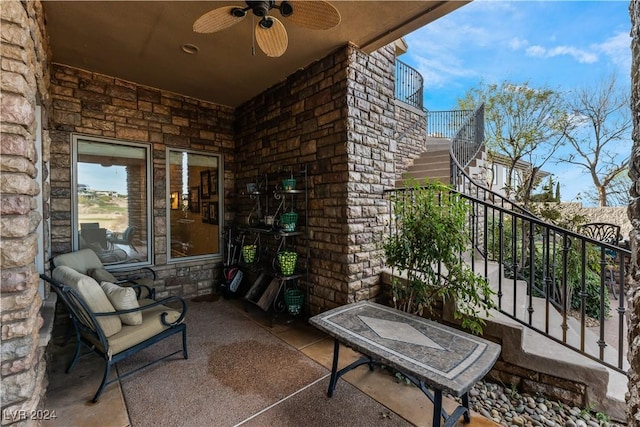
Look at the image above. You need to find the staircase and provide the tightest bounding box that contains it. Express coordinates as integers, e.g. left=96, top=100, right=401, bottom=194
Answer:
left=395, top=139, right=452, bottom=186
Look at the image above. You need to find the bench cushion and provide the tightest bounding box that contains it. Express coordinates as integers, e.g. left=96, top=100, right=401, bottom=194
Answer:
left=52, top=266, right=122, bottom=337
left=101, top=301, right=182, bottom=357
left=100, top=281, right=142, bottom=326
left=54, top=249, right=104, bottom=275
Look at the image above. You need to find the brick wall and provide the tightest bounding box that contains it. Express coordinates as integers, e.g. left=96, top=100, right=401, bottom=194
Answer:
left=235, top=44, right=402, bottom=313
left=235, top=46, right=351, bottom=313
left=49, top=64, right=235, bottom=298
left=344, top=45, right=397, bottom=304
left=627, top=1, right=639, bottom=424
left=393, top=100, right=428, bottom=181
left=0, top=0, right=51, bottom=421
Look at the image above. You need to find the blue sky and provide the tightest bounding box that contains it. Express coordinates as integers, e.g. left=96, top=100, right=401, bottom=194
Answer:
left=401, top=0, right=632, bottom=203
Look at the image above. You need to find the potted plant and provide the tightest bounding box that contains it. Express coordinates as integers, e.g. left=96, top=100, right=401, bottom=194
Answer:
left=384, top=179, right=496, bottom=335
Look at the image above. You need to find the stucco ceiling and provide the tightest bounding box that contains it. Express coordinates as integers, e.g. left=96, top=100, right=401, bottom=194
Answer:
left=43, top=1, right=468, bottom=108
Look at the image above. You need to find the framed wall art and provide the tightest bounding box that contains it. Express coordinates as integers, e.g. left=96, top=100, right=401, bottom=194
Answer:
left=201, top=203, right=209, bottom=224
left=209, top=170, right=217, bottom=195
left=189, top=187, right=199, bottom=213
left=209, top=202, right=219, bottom=225
left=200, top=170, right=210, bottom=199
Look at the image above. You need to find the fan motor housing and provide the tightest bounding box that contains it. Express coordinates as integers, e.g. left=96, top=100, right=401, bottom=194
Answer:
left=246, top=1, right=275, bottom=17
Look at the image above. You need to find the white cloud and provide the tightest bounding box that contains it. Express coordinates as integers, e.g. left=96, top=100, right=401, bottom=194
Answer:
left=525, top=45, right=598, bottom=63
left=509, top=37, right=528, bottom=50
left=526, top=45, right=546, bottom=57
left=593, top=31, right=632, bottom=70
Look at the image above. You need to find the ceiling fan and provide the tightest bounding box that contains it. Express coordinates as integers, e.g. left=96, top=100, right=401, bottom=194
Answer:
left=193, top=1, right=341, bottom=58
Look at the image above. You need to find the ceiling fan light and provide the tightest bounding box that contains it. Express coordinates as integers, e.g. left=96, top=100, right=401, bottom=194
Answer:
left=259, top=17, right=274, bottom=29
left=231, top=8, right=247, bottom=18
left=279, top=1, right=293, bottom=17
left=193, top=6, right=246, bottom=33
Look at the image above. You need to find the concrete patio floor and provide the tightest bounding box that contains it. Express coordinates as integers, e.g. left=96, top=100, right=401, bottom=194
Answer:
left=43, top=298, right=499, bottom=427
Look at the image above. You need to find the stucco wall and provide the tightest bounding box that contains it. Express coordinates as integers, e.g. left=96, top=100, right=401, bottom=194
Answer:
left=0, top=0, right=51, bottom=420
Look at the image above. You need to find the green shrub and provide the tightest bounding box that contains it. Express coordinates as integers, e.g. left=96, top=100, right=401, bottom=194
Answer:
left=384, top=179, right=496, bottom=335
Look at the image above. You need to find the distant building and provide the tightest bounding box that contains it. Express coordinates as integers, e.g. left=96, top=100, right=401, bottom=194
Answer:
left=484, top=153, right=550, bottom=198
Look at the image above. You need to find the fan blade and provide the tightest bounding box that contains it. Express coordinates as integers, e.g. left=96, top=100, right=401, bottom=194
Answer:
left=193, top=6, right=245, bottom=33
left=255, top=17, right=288, bottom=58
left=286, top=1, right=340, bottom=30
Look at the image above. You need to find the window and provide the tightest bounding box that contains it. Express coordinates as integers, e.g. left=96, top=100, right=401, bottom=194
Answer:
left=167, top=149, right=221, bottom=261
left=73, top=136, right=151, bottom=266
left=491, top=164, right=498, bottom=186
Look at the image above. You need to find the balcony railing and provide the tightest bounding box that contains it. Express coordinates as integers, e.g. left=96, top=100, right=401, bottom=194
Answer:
left=395, top=60, right=423, bottom=110
left=426, top=109, right=472, bottom=139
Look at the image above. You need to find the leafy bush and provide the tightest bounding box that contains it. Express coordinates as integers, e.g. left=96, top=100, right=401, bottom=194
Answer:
left=384, top=179, right=496, bottom=335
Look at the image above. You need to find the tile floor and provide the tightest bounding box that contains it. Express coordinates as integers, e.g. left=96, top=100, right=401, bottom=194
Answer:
left=43, top=298, right=499, bottom=427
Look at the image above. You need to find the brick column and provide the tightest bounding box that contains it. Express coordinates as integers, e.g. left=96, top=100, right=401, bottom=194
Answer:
left=0, top=0, right=51, bottom=420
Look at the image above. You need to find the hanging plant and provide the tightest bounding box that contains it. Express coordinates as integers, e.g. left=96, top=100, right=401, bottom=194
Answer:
left=384, top=179, right=496, bottom=335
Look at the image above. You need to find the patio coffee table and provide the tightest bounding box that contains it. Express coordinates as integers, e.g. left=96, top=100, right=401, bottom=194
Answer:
left=309, top=301, right=501, bottom=427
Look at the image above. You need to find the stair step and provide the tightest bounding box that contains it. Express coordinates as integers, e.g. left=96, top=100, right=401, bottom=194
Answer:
left=478, top=260, right=627, bottom=421
left=413, top=156, right=450, bottom=166
left=400, top=171, right=450, bottom=180
left=403, top=167, right=449, bottom=174
left=396, top=176, right=450, bottom=186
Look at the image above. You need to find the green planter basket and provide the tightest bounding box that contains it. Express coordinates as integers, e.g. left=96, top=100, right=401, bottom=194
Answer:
left=277, top=251, right=297, bottom=276
left=282, top=178, right=296, bottom=191
left=280, top=212, right=298, bottom=232
left=284, top=289, right=304, bottom=315
left=242, top=245, right=257, bottom=263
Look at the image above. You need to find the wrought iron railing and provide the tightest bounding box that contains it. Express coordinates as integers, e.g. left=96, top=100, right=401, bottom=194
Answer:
left=391, top=61, right=627, bottom=373
left=384, top=185, right=629, bottom=374
left=426, top=109, right=472, bottom=139
left=450, top=103, right=485, bottom=169
left=395, top=60, right=423, bottom=110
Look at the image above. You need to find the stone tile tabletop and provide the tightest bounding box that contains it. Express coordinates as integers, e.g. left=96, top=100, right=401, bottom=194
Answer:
left=309, top=301, right=502, bottom=397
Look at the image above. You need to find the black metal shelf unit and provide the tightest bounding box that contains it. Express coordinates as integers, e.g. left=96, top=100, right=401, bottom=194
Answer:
left=240, top=165, right=309, bottom=320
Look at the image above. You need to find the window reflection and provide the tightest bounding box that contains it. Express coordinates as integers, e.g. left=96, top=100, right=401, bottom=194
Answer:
left=75, top=138, right=150, bottom=265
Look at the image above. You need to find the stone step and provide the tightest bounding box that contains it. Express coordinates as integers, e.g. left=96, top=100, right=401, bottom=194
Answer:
left=412, top=154, right=450, bottom=166
left=473, top=260, right=627, bottom=422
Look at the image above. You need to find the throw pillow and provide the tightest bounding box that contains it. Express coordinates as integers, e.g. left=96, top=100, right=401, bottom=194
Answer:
left=52, top=266, right=122, bottom=337
left=88, top=267, right=117, bottom=284
left=100, top=281, right=143, bottom=326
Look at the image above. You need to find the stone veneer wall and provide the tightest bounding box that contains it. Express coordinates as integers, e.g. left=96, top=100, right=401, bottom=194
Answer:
left=627, top=1, right=639, bottom=424
left=392, top=100, right=428, bottom=181
left=542, top=203, right=632, bottom=237
left=48, top=64, right=235, bottom=298
left=1, top=0, right=52, bottom=421
left=235, top=44, right=400, bottom=313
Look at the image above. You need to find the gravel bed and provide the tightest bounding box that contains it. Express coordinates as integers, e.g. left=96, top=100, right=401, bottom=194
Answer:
left=467, top=380, right=625, bottom=427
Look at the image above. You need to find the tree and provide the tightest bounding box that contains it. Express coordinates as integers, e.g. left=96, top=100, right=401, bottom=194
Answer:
left=559, top=74, right=632, bottom=207
left=458, top=81, right=568, bottom=207
left=530, top=176, right=559, bottom=203
left=584, top=168, right=632, bottom=207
